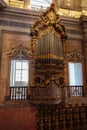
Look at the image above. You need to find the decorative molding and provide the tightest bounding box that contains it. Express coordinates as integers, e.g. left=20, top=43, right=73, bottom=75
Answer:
left=65, top=49, right=84, bottom=61
left=59, top=8, right=81, bottom=18
left=82, top=10, right=87, bottom=16
left=32, top=76, right=64, bottom=88
left=1, top=30, right=30, bottom=36
left=30, top=3, right=67, bottom=41
left=7, top=44, right=32, bottom=59
left=0, top=20, right=31, bottom=29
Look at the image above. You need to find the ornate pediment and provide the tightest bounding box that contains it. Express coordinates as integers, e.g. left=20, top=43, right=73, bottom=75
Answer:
left=30, top=3, right=67, bottom=41
left=65, top=49, right=84, bottom=61
left=7, top=44, right=32, bottom=59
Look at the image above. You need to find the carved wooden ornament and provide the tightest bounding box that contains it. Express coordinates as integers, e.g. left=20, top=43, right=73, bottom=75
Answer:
left=7, top=44, right=33, bottom=59
left=65, top=49, right=84, bottom=61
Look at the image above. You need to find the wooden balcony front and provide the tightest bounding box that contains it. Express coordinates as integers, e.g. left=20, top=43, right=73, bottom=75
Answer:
left=10, top=86, right=28, bottom=100
left=70, top=86, right=83, bottom=96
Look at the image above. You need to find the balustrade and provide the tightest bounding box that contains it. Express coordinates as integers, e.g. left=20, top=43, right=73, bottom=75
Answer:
left=70, top=86, right=83, bottom=96
left=10, top=86, right=28, bottom=100
left=37, top=105, right=87, bottom=130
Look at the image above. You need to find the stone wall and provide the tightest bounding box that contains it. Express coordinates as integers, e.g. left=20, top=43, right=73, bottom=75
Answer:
left=0, top=104, right=37, bottom=130
left=0, top=5, right=87, bottom=130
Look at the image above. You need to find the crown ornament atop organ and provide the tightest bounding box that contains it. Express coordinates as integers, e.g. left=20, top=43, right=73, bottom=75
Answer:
left=30, top=3, right=67, bottom=105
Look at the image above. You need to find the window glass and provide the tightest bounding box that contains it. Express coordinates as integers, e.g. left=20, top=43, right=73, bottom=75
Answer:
left=10, top=60, right=29, bottom=87
left=68, top=62, right=83, bottom=86
left=22, top=62, right=28, bottom=69
left=16, top=61, right=21, bottom=69
left=68, top=62, right=83, bottom=96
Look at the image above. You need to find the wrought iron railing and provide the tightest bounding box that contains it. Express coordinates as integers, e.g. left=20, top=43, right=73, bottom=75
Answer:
left=10, top=86, right=28, bottom=100
left=70, top=86, right=83, bottom=96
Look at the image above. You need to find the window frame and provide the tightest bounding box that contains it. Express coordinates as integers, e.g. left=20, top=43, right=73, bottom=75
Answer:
left=67, top=61, right=84, bottom=97
left=5, top=44, right=33, bottom=101
left=8, top=57, right=30, bottom=100
left=10, top=59, right=29, bottom=87
left=68, top=62, right=83, bottom=86
left=65, top=49, right=86, bottom=98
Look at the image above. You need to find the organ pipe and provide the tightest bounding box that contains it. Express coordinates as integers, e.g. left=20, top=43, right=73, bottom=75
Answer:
left=36, top=31, right=63, bottom=63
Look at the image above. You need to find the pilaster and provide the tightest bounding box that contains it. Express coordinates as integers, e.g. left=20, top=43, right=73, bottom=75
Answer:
left=80, top=15, right=87, bottom=96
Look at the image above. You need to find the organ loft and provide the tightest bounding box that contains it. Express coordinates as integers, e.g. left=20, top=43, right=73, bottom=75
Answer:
left=30, top=3, right=67, bottom=105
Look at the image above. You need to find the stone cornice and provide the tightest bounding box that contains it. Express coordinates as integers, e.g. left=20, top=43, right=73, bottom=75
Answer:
left=80, top=15, right=87, bottom=23
left=0, top=6, right=41, bottom=19
left=0, top=19, right=31, bottom=28
left=0, top=5, right=84, bottom=23
left=59, top=8, right=81, bottom=18
left=60, top=15, right=80, bottom=26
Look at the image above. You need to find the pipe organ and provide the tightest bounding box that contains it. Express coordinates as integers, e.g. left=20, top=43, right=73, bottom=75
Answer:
left=36, top=30, right=63, bottom=64
left=30, top=3, right=67, bottom=105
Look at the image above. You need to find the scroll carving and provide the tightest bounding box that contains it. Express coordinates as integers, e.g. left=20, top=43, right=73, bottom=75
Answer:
left=7, top=44, right=32, bottom=59
left=65, top=49, right=84, bottom=61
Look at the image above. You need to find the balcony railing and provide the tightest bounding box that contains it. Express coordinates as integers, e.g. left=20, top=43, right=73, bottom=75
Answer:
left=10, top=86, right=28, bottom=100
left=70, top=86, right=83, bottom=96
